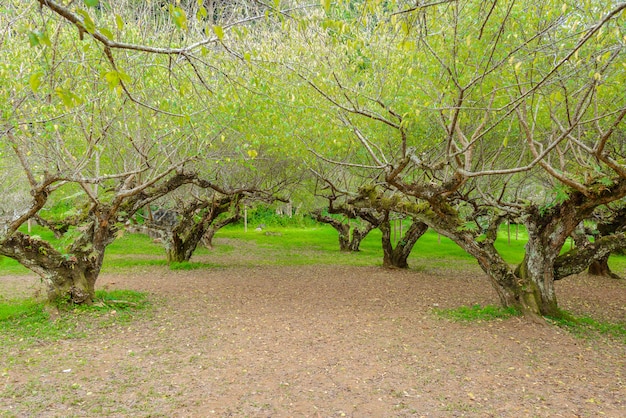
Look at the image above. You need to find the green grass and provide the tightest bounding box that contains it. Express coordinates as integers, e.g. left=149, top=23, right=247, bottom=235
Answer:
left=546, top=311, right=626, bottom=343
left=3, top=221, right=625, bottom=275
left=433, top=304, right=521, bottom=322
left=216, top=225, right=477, bottom=266
left=0, top=254, right=30, bottom=275
left=169, top=261, right=223, bottom=270
left=0, top=290, right=151, bottom=344
left=106, top=232, right=166, bottom=256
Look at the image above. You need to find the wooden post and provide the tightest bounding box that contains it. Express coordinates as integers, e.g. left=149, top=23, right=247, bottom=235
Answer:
left=507, top=220, right=511, bottom=245
left=244, top=206, right=248, bottom=233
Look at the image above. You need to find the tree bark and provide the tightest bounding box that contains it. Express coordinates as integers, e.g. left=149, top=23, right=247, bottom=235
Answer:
left=202, top=212, right=241, bottom=248
left=312, top=211, right=364, bottom=252
left=0, top=231, right=103, bottom=304
left=585, top=207, right=626, bottom=279
left=380, top=217, right=428, bottom=269
left=555, top=233, right=626, bottom=280
left=348, top=222, right=376, bottom=252
left=164, top=195, right=240, bottom=262
left=588, top=255, right=622, bottom=279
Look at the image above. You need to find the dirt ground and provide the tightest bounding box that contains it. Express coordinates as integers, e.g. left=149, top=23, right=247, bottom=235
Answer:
left=1, top=260, right=625, bottom=417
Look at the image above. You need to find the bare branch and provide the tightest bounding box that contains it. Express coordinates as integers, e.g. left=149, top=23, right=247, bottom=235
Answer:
left=393, top=0, right=458, bottom=16
left=308, top=148, right=388, bottom=170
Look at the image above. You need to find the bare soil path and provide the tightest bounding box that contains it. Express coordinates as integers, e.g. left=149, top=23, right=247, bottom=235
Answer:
left=1, top=263, right=625, bottom=417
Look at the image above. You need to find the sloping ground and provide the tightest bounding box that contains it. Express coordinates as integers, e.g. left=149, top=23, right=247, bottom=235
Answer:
left=1, top=264, right=625, bottom=417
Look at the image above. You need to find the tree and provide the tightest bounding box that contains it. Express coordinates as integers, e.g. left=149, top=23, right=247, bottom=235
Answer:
left=0, top=1, right=216, bottom=303
left=310, top=169, right=381, bottom=252
left=311, top=207, right=378, bottom=252
left=20, top=0, right=626, bottom=317
left=378, top=214, right=429, bottom=269
left=149, top=181, right=278, bottom=263
left=569, top=205, right=626, bottom=280
left=275, top=0, right=626, bottom=317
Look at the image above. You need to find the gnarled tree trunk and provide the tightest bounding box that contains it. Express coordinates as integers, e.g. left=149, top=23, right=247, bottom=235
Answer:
left=348, top=222, right=376, bottom=252
left=312, top=211, right=375, bottom=252
left=202, top=212, right=241, bottom=249
left=555, top=233, right=626, bottom=280
left=164, top=195, right=240, bottom=262
left=380, top=217, right=428, bottom=269
left=0, top=227, right=110, bottom=305
left=588, top=255, right=621, bottom=279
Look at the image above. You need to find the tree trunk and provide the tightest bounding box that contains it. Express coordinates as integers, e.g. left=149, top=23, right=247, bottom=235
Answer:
left=311, top=212, right=353, bottom=251
left=165, top=234, right=195, bottom=263
left=348, top=223, right=376, bottom=252
left=415, top=209, right=540, bottom=317
left=46, top=265, right=97, bottom=305
left=165, top=197, right=240, bottom=261
left=588, top=255, right=622, bottom=279
left=515, top=213, right=577, bottom=318
left=380, top=218, right=428, bottom=269
left=438, top=229, right=537, bottom=316
left=336, top=223, right=351, bottom=252
left=515, top=252, right=559, bottom=318
left=0, top=232, right=100, bottom=304
left=165, top=223, right=207, bottom=263
left=553, top=233, right=626, bottom=280
left=202, top=228, right=218, bottom=249
left=202, top=207, right=242, bottom=249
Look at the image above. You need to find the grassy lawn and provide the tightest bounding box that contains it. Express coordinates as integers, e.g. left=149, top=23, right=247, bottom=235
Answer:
left=1, top=221, right=625, bottom=274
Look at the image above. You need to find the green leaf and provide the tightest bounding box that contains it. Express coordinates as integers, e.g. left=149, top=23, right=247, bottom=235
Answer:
left=100, top=26, right=114, bottom=40
left=321, top=0, right=331, bottom=14
left=117, top=70, right=131, bottom=83
left=115, top=14, right=124, bottom=31
left=76, top=8, right=96, bottom=34
left=55, top=87, right=83, bottom=108
left=27, top=30, right=51, bottom=47
left=169, top=5, right=188, bottom=31
left=103, top=71, right=121, bottom=90
left=29, top=73, right=42, bottom=93
left=27, top=31, right=39, bottom=47
left=197, top=6, right=207, bottom=20
left=83, top=0, right=99, bottom=7
left=38, top=31, right=51, bottom=47
left=213, top=25, right=224, bottom=41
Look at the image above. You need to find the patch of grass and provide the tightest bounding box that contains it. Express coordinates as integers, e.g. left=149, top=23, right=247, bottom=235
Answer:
left=106, top=232, right=165, bottom=256
left=434, top=304, right=521, bottom=322
left=0, top=290, right=151, bottom=344
left=546, top=311, right=626, bottom=343
left=608, top=253, right=626, bottom=276
left=216, top=225, right=478, bottom=267
left=101, top=257, right=168, bottom=272
left=243, top=205, right=318, bottom=228
left=0, top=297, right=42, bottom=322
left=169, top=261, right=222, bottom=270
left=0, top=254, right=31, bottom=275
